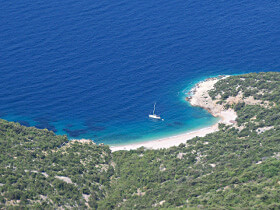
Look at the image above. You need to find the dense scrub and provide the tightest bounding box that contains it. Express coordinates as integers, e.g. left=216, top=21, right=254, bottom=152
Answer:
left=0, top=120, right=113, bottom=208
left=209, top=72, right=280, bottom=104
left=1, top=72, right=280, bottom=209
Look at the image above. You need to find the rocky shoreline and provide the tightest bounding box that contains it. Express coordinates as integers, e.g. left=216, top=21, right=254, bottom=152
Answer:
left=186, top=75, right=226, bottom=102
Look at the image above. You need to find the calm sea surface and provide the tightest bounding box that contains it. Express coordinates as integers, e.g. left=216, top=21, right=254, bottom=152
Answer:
left=1, top=0, right=280, bottom=145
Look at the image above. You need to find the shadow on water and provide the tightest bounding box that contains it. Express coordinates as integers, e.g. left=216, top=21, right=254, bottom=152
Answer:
left=63, top=128, right=88, bottom=138
left=87, top=126, right=106, bottom=132
left=84, top=120, right=106, bottom=132
left=174, top=121, right=184, bottom=126
left=34, top=118, right=57, bottom=132
left=17, top=121, right=30, bottom=127
left=167, top=121, right=184, bottom=128
left=0, top=112, right=6, bottom=118
left=66, top=124, right=74, bottom=128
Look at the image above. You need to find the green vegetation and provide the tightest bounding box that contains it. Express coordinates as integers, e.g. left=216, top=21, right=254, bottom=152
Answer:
left=1, top=72, right=280, bottom=209
left=0, top=120, right=113, bottom=208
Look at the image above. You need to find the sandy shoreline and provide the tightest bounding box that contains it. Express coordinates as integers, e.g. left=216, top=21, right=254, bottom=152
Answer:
left=110, top=76, right=237, bottom=152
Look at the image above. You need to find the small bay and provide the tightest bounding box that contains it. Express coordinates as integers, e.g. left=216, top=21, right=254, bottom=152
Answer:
left=1, top=0, right=280, bottom=144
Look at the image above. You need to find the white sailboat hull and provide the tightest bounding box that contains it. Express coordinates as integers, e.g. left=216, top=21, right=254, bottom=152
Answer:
left=149, top=114, right=161, bottom=120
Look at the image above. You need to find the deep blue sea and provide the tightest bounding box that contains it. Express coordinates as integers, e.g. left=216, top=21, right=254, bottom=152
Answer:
left=1, top=0, right=280, bottom=145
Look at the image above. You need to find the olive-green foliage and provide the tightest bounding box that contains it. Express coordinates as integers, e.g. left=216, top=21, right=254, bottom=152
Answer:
left=0, top=120, right=113, bottom=208
left=1, top=72, right=280, bottom=209
left=209, top=72, right=280, bottom=104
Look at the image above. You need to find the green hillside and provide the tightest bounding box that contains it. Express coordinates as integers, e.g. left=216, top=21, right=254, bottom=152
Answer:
left=1, top=72, right=280, bottom=209
left=0, top=121, right=113, bottom=208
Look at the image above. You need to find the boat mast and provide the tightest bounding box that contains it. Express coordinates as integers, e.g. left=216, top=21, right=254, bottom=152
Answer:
left=153, top=103, right=156, bottom=115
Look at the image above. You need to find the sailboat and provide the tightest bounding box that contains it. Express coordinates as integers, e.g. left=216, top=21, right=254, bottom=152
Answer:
left=149, top=103, right=161, bottom=120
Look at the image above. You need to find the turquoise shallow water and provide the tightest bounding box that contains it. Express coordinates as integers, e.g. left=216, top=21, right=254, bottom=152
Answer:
left=1, top=0, right=280, bottom=145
